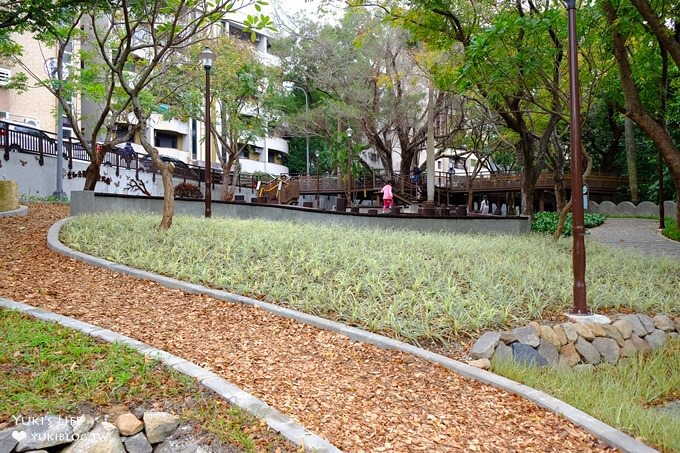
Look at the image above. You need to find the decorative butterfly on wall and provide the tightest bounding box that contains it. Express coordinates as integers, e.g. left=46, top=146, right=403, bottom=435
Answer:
left=20, top=159, right=28, bottom=167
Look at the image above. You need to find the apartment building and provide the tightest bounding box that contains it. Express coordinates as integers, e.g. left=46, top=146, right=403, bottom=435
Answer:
left=0, top=34, right=77, bottom=137
left=1, top=9, right=289, bottom=177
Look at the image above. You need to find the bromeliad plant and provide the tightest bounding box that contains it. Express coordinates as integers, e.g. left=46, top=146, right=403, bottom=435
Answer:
left=62, top=212, right=679, bottom=344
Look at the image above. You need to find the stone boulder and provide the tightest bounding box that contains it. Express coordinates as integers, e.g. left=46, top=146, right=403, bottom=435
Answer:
left=15, top=415, right=74, bottom=451
left=61, top=422, right=125, bottom=453
left=470, top=332, right=501, bottom=359
left=511, top=343, right=547, bottom=367
left=143, top=412, right=180, bottom=444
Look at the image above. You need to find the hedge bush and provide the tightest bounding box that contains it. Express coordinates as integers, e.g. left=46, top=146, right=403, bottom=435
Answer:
left=174, top=183, right=203, bottom=199
left=531, top=211, right=606, bottom=235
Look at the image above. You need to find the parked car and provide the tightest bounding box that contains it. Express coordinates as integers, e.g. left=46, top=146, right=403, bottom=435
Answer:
left=0, top=120, right=54, bottom=154
left=139, top=154, right=190, bottom=171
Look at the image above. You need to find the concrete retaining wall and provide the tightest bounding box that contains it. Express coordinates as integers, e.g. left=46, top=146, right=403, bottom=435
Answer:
left=71, top=191, right=531, bottom=235
left=589, top=200, right=677, bottom=218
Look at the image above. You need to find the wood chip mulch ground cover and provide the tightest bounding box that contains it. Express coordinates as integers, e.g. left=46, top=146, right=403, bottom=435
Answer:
left=0, top=204, right=617, bottom=452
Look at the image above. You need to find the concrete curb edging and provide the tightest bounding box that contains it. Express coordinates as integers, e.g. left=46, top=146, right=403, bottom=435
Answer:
left=0, top=297, right=341, bottom=453
left=47, top=217, right=658, bottom=453
left=0, top=205, right=28, bottom=218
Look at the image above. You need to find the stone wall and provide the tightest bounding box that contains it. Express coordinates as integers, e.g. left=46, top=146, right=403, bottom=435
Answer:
left=70, top=191, right=532, bottom=235
left=589, top=200, right=677, bottom=219
left=469, top=313, right=679, bottom=369
left=0, top=410, right=207, bottom=453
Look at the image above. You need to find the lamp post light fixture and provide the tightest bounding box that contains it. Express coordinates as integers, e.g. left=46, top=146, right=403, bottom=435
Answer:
left=346, top=126, right=353, bottom=206
left=199, top=46, right=214, bottom=218
left=566, top=0, right=588, bottom=314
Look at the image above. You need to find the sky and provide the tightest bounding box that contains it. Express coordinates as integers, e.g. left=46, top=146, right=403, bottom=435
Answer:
left=267, top=0, right=345, bottom=28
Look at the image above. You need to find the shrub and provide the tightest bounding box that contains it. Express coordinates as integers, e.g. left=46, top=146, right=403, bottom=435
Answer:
left=174, top=183, right=203, bottom=199
left=532, top=211, right=606, bottom=235
left=662, top=217, right=680, bottom=241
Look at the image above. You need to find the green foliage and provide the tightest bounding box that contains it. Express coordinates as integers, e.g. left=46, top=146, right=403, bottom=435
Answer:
left=492, top=340, right=680, bottom=452
left=174, top=183, right=203, bottom=199
left=531, top=211, right=606, bottom=236
left=20, top=194, right=69, bottom=203
left=662, top=217, right=680, bottom=242
left=62, top=213, right=680, bottom=344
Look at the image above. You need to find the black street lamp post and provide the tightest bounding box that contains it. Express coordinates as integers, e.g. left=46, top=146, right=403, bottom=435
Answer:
left=567, top=0, right=588, bottom=314
left=315, top=150, right=320, bottom=209
left=346, top=127, right=352, bottom=206
left=199, top=47, right=214, bottom=218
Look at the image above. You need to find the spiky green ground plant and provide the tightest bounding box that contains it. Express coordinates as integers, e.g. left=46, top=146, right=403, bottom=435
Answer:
left=62, top=213, right=680, bottom=343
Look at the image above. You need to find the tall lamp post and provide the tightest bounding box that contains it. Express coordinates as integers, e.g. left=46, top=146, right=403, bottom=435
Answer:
left=659, top=150, right=665, bottom=229
left=315, top=150, right=320, bottom=208
left=45, top=58, right=66, bottom=199
left=199, top=46, right=214, bottom=218
left=567, top=0, right=588, bottom=314
left=346, top=127, right=353, bottom=206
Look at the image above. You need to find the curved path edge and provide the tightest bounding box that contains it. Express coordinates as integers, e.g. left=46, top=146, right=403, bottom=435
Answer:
left=0, top=205, right=28, bottom=218
left=47, top=217, right=657, bottom=453
left=0, top=296, right=341, bottom=453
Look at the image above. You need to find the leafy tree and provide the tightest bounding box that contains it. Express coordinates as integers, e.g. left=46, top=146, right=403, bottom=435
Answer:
left=173, top=36, right=280, bottom=201
left=601, top=0, right=680, bottom=225
left=0, top=0, right=93, bottom=51
left=377, top=0, right=609, bottom=216
left=10, top=0, right=272, bottom=229
left=274, top=7, right=460, bottom=180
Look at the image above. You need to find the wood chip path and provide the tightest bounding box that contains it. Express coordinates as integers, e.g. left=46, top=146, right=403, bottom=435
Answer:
left=0, top=204, right=616, bottom=452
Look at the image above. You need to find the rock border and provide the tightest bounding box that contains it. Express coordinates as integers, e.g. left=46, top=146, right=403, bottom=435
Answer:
left=46, top=217, right=657, bottom=453
left=470, top=316, right=679, bottom=368
left=0, top=297, right=340, bottom=453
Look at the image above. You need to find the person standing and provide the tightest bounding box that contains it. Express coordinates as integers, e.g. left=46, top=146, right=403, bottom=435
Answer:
left=411, top=165, right=421, bottom=185
left=380, top=181, right=394, bottom=213
left=481, top=195, right=490, bottom=215
left=122, top=141, right=134, bottom=169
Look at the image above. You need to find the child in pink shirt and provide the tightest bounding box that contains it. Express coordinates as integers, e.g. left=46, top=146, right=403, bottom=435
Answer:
left=380, top=182, right=393, bottom=213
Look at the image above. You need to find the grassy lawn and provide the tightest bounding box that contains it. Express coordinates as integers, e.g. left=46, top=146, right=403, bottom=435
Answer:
left=0, top=308, right=296, bottom=452
left=493, top=340, right=680, bottom=453
left=60, top=212, right=680, bottom=452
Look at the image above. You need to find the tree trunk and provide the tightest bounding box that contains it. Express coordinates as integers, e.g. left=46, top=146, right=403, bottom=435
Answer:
left=83, top=161, right=100, bottom=190
left=674, top=180, right=680, bottom=226
left=158, top=166, right=175, bottom=230
left=221, top=154, right=236, bottom=201
left=624, top=117, right=639, bottom=203
left=229, top=158, right=240, bottom=199
left=553, top=173, right=567, bottom=212
left=518, top=140, right=540, bottom=217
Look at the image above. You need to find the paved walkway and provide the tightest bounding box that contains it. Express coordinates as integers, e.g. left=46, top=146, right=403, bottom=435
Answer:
left=587, top=218, right=680, bottom=261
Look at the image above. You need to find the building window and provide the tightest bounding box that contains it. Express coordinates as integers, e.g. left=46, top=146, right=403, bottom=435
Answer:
left=154, top=131, right=177, bottom=148
left=191, top=119, right=197, bottom=159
